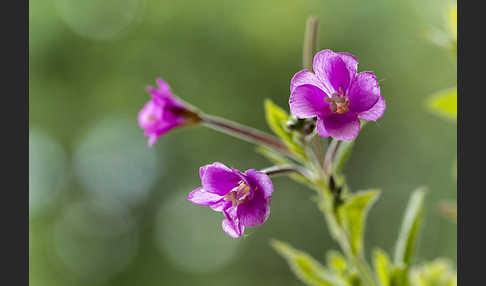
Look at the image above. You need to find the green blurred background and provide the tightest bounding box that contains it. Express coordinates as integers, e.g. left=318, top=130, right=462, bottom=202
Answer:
left=29, top=0, right=456, bottom=285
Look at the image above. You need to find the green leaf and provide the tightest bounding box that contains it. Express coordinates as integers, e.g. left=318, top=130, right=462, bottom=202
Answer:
left=426, top=88, right=457, bottom=121
left=271, top=239, right=349, bottom=286
left=373, top=249, right=392, bottom=286
left=394, top=188, right=426, bottom=268
left=338, top=190, right=380, bottom=255
left=264, top=99, right=306, bottom=158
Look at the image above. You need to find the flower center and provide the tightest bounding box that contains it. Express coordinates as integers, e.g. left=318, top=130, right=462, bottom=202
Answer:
left=325, top=87, right=349, bottom=114
left=224, top=181, right=251, bottom=206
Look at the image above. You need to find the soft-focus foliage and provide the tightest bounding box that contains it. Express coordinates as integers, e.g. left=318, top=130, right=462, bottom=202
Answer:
left=426, top=88, right=457, bottom=121
left=410, top=259, right=457, bottom=286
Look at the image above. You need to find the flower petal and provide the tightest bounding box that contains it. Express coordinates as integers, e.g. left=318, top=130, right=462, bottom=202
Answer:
left=358, top=96, right=386, bottom=121
left=347, top=72, right=380, bottom=113
left=222, top=207, right=244, bottom=238
left=290, top=70, right=328, bottom=94
left=315, top=118, right=330, bottom=138
left=156, top=77, right=172, bottom=95
left=313, top=49, right=352, bottom=94
left=201, top=162, right=241, bottom=195
left=289, top=84, right=330, bottom=118
left=188, top=187, right=223, bottom=206
left=209, top=199, right=230, bottom=212
left=138, top=100, right=164, bottom=130
left=337, top=52, right=358, bottom=81
left=222, top=219, right=244, bottom=238
left=322, top=113, right=361, bottom=141
left=244, top=169, right=273, bottom=199
left=237, top=191, right=271, bottom=227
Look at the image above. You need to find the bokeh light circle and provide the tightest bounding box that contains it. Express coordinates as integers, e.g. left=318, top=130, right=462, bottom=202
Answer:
left=29, top=129, right=67, bottom=215
left=73, top=116, right=159, bottom=208
left=155, top=190, right=242, bottom=273
left=54, top=200, right=139, bottom=283
left=55, top=0, right=144, bottom=41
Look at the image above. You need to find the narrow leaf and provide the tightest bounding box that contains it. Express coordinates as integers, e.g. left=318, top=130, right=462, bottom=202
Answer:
left=394, top=188, right=426, bottom=268
left=264, top=99, right=306, bottom=158
left=338, top=190, right=380, bottom=255
left=271, top=239, right=349, bottom=286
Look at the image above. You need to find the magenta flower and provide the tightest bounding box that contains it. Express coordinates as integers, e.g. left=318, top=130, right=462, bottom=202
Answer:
left=138, top=78, right=199, bottom=146
left=188, top=162, right=273, bottom=238
left=289, top=49, right=385, bottom=140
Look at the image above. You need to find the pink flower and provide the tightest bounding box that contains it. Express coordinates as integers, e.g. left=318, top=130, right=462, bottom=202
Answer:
left=188, top=162, right=273, bottom=238
left=138, top=78, right=199, bottom=146
left=289, top=50, right=385, bottom=141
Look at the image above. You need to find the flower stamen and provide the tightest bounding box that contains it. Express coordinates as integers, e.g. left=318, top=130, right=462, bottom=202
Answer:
left=224, top=181, right=251, bottom=206
left=325, top=91, right=350, bottom=114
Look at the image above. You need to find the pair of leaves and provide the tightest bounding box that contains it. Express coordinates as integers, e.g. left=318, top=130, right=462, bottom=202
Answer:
left=264, top=99, right=306, bottom=159
left=271, top=240, right=349, bottom=286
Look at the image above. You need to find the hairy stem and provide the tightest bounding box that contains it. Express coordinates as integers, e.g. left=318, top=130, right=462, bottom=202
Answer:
left=200, top=113, right=293, bottom=157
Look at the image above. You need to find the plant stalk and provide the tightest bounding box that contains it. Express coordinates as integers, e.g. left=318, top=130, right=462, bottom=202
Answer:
left=303, top=16, right=319, bottom=70
left=261, top=165, right=312, bottom=180
left=200, top=113, right=293, bottom=157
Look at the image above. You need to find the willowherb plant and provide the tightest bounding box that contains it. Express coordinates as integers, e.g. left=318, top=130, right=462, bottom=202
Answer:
left=138, top=16, right=456, bottom=286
